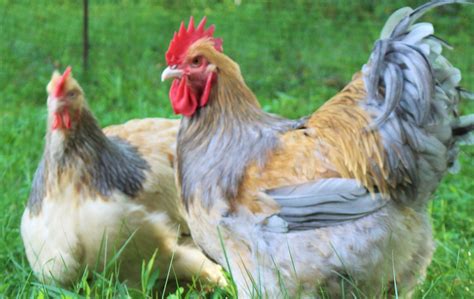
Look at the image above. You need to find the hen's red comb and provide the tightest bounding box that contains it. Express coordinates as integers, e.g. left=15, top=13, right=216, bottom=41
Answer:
left=165, top=17, right=223, bottom=66
left=53, top=66, right=72, bottom=98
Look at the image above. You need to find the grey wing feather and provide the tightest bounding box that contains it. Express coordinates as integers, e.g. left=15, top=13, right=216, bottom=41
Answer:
left=262, top=178, right=387, bottom=232
left=27, top=157, right=46, bottom=216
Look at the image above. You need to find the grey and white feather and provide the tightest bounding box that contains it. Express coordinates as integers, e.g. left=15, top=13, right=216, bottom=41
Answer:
left=263, top=178, right=388, bottom=231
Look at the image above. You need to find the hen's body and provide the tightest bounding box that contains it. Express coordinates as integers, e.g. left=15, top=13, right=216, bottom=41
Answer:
left=21, top=72, right=224, bottom=287
left=163, top=1, right=473, bottom=298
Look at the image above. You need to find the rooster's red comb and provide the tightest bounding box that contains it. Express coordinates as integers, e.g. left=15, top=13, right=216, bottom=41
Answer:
left=165, top=17, right=223, bottom=66
left=53, top=66, right=72, bottom=98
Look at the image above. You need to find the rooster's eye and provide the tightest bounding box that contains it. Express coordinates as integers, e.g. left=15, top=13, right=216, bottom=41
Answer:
left=191, top=56, right=202, bottom=68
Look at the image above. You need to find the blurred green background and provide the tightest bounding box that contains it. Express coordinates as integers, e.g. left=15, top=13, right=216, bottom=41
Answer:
left=0, top=0, right=472, bottom=297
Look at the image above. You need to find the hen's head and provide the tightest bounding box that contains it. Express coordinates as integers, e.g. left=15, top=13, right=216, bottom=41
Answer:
left=46, top=67, right=85, bottom=131
left=162, top=17, right=231, bottom=117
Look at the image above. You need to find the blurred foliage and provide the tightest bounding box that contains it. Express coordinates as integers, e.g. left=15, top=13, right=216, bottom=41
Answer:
left=0, top=0, right=472, bottom=297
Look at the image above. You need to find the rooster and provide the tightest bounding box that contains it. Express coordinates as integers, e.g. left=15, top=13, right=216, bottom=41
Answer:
left=161, top=1, right=474, bottom=297
left=21, top=67, right=225, bottom=288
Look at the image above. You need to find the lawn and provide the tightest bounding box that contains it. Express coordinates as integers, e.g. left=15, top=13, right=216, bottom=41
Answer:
left=0, top=0, right=472, bottom=297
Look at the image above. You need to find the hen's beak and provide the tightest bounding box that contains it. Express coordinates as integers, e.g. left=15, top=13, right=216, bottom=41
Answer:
left=161, top=66, right=183, bottom=82
left=47, top=95, right=66, bottom=112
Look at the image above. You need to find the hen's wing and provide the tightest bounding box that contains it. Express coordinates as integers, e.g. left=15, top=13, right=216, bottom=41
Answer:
left=103, top=118, right=185, bottom=225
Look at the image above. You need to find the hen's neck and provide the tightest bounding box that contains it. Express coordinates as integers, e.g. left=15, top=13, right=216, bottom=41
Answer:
left=46, top=109, right=107, bottom=168
left=43, top=108, right=149, bottom=195
left=177, top=72, right=301, bottom=209
left=27, top=108, right=149, bottom=215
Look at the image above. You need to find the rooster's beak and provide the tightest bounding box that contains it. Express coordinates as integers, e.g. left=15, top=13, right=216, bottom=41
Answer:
left=161, top=66, right=183, bottom=82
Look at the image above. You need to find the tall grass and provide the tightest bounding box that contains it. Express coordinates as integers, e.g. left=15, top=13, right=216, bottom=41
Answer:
left=0, top=0, right=472, bottom=297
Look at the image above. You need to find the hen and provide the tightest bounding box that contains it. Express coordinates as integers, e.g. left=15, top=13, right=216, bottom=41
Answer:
left=161, top=1, right=473, bottom=298
left=21, top=67, right=225, bottom=287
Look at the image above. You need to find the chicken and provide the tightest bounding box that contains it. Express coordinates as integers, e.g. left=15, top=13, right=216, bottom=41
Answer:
left=21, top=67, right=225, bottom=288
left=160, top=1, right=474, bottom=298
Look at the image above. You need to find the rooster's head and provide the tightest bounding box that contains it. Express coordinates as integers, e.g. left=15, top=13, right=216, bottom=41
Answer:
left=162, top=17, right=232, bottom=117
left=46, top=67, right=85, bottom=131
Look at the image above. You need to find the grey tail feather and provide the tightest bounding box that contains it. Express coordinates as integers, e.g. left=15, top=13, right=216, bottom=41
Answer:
left=407, top=0, right=473, bottom=23
left=449, top=113, right=473, bottom=173
left=361, top=0, right=473, bottom=195
left=453, top=114, right=474, bottom=144
left=458, top=87, right=474, bottom=100
left=364, top=0, right=473, bottom=131
left=391, top=0, right=473, bottom=38
left=453, top=89, right=474, bottom=144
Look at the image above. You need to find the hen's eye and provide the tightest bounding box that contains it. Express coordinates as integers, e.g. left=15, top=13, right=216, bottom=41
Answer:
left=191, top=56, right=202, bottom=67
left=67, top=91, right=77, bottom=98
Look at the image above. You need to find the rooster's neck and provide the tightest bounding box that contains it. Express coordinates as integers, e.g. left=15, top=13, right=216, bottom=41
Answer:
left=177, top=73, right=304, bottom=209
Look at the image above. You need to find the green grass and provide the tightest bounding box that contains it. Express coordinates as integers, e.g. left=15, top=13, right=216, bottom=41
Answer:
left=0, top=0, right=473, bottom=297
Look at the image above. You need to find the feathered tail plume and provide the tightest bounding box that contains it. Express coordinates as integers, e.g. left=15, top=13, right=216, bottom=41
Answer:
left=453, top=90, right=474, bottom=147
left=361, top=0, right=473, bottom=202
